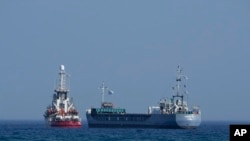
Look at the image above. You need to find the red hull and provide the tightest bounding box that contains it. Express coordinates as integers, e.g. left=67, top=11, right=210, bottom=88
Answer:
left=50, top=121, right=82, bottom=127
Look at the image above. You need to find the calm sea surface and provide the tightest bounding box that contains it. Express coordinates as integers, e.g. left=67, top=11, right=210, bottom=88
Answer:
left=0, top=120, right=244, bottom=141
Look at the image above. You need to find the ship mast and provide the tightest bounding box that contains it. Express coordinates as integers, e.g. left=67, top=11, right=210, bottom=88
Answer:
left=176, top=66, right=181, bottom=96
left=100, top=81, right=114, bottom=104
left=173, top=65, right=188, bottom=106
left=55, top=65, right=69, bottom=96
left=100, top=81, right=108, bottom=103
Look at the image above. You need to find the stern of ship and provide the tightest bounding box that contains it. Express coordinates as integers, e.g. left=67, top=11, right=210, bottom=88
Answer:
left=175, top=112, right=201, bottom=129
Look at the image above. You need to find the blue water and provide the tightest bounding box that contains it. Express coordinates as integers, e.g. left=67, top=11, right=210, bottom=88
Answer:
left=0, top=120, right=239, bottom=141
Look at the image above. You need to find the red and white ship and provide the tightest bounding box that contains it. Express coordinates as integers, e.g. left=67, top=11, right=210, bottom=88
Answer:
left=44, top=65, right=81, bottom=127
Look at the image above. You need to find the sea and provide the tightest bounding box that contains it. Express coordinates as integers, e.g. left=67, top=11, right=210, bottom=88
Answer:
left=0, top=120, right=245, bottom=141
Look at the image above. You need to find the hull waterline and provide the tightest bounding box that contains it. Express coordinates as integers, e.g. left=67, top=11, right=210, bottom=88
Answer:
left=50, top=121, right=81, bottom=127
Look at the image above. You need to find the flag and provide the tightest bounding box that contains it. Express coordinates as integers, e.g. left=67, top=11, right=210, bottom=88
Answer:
left=108, top=89, right=114, bottom=95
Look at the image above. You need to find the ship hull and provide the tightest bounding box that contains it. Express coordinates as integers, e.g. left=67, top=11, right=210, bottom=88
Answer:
left=51, top=121, right=81, bottom=127
left=86, top=113, right=201, bottom=129
left=45, top=118, right=81, bottom=127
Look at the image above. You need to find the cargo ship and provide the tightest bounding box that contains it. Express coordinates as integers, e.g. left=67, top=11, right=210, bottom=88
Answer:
left=86, top=66, right=201, bottom=129
left=44, top=65, right=81, bottom=127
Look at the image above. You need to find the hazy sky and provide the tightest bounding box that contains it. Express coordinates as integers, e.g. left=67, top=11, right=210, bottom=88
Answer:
left=0, top=0, right=249, bottom=121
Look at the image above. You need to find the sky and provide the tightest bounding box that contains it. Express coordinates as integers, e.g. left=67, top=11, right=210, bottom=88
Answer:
left=0, top=0, right=249, bottom=121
